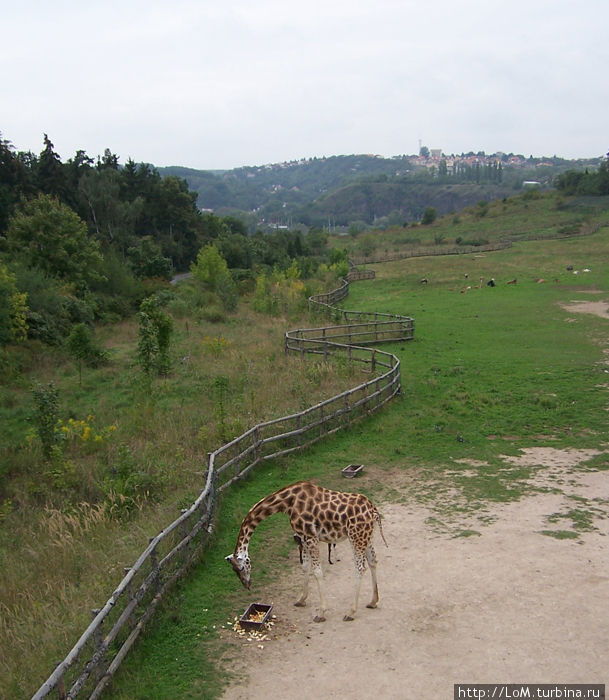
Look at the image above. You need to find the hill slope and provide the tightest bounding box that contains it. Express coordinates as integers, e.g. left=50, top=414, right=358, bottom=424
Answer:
left=159, top=153, right=590, bottom=229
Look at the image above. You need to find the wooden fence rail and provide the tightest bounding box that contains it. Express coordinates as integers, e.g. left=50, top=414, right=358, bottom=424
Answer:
left=32, top=268, right=413, bottom=700
left=350, top=240, right=512, bottom=266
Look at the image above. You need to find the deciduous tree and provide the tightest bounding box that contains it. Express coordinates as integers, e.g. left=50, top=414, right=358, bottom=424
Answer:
left=7, top=194, right=104, bottom=290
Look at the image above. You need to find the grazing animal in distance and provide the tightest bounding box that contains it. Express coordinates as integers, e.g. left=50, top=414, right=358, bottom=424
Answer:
left=420, top=277, right=428, bottom=284
left=226, top=481, right=387, bottom=622
left=486, top=278, right=496, bottom=287
left=507, top=279, right=517, bottom=285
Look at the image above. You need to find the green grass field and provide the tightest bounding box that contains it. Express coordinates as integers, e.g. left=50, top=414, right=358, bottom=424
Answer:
left=108, top=226, right=609, bottom=699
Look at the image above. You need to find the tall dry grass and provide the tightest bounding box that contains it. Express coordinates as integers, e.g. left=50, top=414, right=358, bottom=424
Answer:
left=0, top=301, right=359, bottom=697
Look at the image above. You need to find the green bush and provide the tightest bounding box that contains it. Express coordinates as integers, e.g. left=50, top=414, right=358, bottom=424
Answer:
left=137, top=295, right=173, bottom=376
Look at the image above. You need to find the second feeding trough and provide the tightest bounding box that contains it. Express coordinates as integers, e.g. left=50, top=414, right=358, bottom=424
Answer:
left=341, top=463, right=364, bottom=479
left=238, top=603, right=273, bottom=632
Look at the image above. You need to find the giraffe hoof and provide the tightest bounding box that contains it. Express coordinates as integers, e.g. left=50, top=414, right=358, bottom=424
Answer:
left=343, top=614, right=355, bottom=622
left=294, top=601, right=306, bottom=608
left=366, top=603, right=378, bottom=609
left=313, top=615, right=326, bottom=623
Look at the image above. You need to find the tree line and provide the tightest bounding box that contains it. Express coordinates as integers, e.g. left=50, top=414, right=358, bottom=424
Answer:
left=555, top=154, right=609, bottom=196
left=0, top=133, right=333, bottom=349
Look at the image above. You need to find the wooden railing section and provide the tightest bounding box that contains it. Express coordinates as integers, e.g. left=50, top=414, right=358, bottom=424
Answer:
left=32, top=269, right=413, bottom=699
left=350, top=240, right=512, bottom=266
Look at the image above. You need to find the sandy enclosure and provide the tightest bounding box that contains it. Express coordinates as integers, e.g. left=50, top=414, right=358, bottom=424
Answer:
left=220, top=297, right=609, bottom=699
left=220, top=451, right=609, bottom=700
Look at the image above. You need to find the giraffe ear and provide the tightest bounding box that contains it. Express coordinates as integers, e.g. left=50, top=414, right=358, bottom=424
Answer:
left=225, top=554, right=233, bottom=562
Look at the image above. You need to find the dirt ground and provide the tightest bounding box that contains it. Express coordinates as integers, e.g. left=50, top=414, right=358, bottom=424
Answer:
left=219, top=448, right=608, bottom=700
left=220, top=299, right=609, bottom=699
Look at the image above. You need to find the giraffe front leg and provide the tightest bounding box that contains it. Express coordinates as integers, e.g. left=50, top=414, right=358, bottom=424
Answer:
left=294, top=551, right=310, bottom=608
left=301, top=540, right=326, bottom=622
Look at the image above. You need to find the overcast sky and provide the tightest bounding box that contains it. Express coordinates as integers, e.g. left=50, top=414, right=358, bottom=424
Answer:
left=2, top=0, right=607, bottom=170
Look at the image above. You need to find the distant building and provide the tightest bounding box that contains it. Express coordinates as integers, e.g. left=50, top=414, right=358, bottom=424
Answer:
left=522, top=180, right=541, bottom=188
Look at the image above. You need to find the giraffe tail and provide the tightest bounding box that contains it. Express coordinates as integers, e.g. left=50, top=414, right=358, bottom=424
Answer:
left=374, top=509, right=388, bottom=547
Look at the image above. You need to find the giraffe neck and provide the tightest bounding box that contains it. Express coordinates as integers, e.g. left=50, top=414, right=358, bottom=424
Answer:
left=234, top=490, right=291, bottom=555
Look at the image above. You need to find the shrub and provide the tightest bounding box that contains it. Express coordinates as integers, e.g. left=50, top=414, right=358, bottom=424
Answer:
left=421, top=207, right=437, bottom=225
left=31, top=382, right=60, bottom=462
left=137, top=295, right=173, bottom=376
left=66, top=323, right=109, bottom=384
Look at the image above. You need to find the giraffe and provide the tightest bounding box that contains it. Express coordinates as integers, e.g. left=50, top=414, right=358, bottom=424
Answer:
left=225, top=481, right=387, bottom=622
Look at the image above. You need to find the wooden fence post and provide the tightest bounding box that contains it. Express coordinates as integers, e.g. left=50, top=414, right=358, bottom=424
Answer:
left=181, top=510, right=190, bottom=570
left=149, top=539, right=161, bottom=595
left=55, top=662, right=66, bottom=700
left=124, top=567, right=136, bottom=631
left=253, top=426, right=260, bottom=463
left=91, top=609, right=105, bottom=684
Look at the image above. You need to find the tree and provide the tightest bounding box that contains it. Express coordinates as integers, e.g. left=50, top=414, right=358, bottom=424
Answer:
left=597, top=152, right=609, bottom=195
left=137, top=296, right=173, bottom=376
left=66, top=322, right=107, bottom=385
left=66, top=323, right=91, bottom=385
left=37, top=134, right=68, bottom=200
left=127, top=236, right=173, bottom=279
left=0, top=134, right=30, bottom=234
left=421, top=206, right=437, bottom=225
left=31, top=381, right=60, bottom=461
left=190, top=244, right=237, bottom=311
left=7, top=194, right=104, bottom=290
left=190, top=244, right=231, bottom=291
left=0, top=263, right=28, bottom=345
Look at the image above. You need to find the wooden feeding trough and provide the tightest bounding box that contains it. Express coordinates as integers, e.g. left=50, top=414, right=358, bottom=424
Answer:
left=342, top=463, right=363, bottom=478
left=238, top=603, right=273, bottom=632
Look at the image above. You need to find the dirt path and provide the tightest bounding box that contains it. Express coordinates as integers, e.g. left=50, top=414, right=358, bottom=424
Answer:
left=220, top=453, right=609, bottom=699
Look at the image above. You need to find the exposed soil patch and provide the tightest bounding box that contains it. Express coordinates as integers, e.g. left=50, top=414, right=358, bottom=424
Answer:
left=220, top=448, right=609, bottom=699
left=560, top=300, right=609, bottom=319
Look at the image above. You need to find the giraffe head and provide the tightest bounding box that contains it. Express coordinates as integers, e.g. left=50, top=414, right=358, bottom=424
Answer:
left=225, top=552, right=251, bottom=589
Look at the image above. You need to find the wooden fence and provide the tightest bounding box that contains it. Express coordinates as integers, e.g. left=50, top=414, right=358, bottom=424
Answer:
left=32, top=269, right=413, bottom=699
left=350, top=240, right=512, bottom=266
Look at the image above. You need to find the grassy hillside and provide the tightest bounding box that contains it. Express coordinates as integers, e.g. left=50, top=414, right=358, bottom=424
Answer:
left=4, top=192, right=609, bottom=698
left=333, top=190, right=609, bottom=261
left=300, top=181, right=514, bottom=226
left=160, top=156, right=590, bottom=229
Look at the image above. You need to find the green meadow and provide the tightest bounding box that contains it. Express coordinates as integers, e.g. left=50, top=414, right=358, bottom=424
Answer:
left=109, top=213, right=609, bottom=698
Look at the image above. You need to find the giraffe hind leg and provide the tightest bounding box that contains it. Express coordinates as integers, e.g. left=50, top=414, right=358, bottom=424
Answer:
left=344, top=548, right=366, bottom=621
left=365, top=545, right=379, bottom=609
left=312, top=565, right=327, bottom=622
